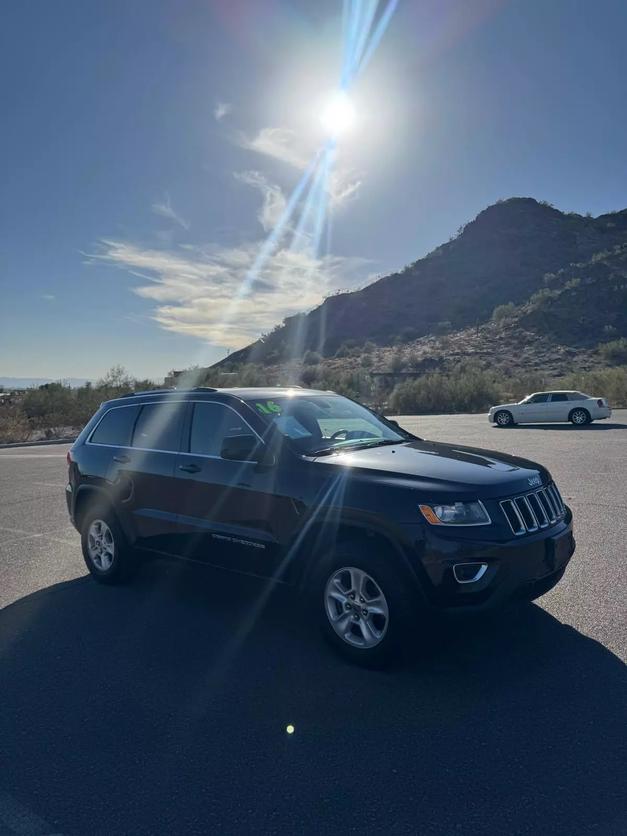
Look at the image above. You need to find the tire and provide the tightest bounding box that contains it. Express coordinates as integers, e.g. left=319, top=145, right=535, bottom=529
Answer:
left=569, top=407, right=591, bottom=426
left=311, top=540, right=420, bottom=668
left=81, top=505, right=137, bottom=585
left=494, top=410, right=514, bottom=427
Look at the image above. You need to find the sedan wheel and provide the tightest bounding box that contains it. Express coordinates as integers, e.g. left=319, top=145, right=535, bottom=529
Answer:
left=324, top=566, right=389, bottom=649
left=570, top=408, right=590, bottom=425
left=495, top=410, right=513, bottom=427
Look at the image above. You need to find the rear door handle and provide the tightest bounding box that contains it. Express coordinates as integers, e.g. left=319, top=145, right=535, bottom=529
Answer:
left=178, top=463, right=201, bottom=474
left=113, top=454, right=130, bottom=463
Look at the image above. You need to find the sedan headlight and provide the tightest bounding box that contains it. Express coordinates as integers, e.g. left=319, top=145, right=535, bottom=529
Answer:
left=419, top=501, right=491, bottom=526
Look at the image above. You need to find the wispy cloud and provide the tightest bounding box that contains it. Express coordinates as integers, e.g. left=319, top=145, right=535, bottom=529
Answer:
left=41, top=294, right=55, bottom=301
left=234, top=171, right=287, bottom=233
left=151, top=193, right=189, bottom=230
left=238, top=126, right=361, bottom=207
left=88, top=239, right=368, bottom=349
left=239, top=127, right=311, bottom=171
left=214, top=101, right=232, bottom=122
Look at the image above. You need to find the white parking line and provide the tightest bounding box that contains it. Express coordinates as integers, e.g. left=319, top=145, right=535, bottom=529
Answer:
left=0, top=525, right=79, bottom=549
left=32, top=483, right=66, bottom=489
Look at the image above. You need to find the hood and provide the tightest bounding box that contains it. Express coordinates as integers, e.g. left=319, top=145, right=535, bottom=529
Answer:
left=314, top=439, right=549, bottom=498
left=489, top=402, right=519, bottom=411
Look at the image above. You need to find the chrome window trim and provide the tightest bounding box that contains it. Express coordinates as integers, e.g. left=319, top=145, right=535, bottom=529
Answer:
left=86, top=399, right=264, bottom=461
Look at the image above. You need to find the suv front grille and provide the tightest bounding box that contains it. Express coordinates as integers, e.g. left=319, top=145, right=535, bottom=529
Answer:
left=500, top=483, right=565, bottom=535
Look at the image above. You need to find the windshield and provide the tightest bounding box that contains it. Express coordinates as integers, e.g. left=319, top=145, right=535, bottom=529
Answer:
left=245, top=394, right=411, bottom=455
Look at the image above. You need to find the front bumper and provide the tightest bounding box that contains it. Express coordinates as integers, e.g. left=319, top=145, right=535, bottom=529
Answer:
left=406, top=506, right=574, bottom=611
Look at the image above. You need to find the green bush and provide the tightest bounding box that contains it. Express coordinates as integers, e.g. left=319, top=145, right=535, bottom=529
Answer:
left=597, top=338, right=627, bottom=365
left=559, top=366, right=627, bottom=407
left=389, top=366, right=500, bottom=414
left=492, top=302, right=516, bottom=322
left=303, top=350, right=322, bottom=366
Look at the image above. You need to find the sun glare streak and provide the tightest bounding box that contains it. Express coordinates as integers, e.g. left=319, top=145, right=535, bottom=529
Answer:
left=202, top=0, right=398, bottom=360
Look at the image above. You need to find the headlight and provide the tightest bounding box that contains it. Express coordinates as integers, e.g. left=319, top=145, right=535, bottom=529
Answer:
left=419, top=501, right=491, bottom=526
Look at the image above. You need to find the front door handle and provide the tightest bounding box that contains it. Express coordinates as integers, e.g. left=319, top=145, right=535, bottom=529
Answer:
left=113, top=454, right=130, bottom=463
left=178, top=463, right=201, bottom=474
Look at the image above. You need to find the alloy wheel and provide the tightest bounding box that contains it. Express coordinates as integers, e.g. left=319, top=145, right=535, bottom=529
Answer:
left=324, top=566, right=389, bottom=649
left=87, top=519, right=115, bottom=572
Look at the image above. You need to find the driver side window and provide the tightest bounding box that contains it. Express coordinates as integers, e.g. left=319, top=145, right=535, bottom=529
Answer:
left=189, top=402, right=248, bottom=457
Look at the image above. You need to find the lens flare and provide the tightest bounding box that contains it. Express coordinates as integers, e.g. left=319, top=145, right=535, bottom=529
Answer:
left=320, top=91, right=355, bottom=137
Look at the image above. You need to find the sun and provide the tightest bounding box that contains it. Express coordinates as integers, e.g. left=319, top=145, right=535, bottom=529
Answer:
left=320, top=91, right=355, bottom=137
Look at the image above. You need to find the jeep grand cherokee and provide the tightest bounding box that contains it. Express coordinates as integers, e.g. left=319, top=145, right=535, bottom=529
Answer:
left=66, top=387, right=575, bottom=666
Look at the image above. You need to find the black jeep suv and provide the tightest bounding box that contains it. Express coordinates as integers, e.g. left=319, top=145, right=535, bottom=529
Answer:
left=66, top=387, right=574, bottom=665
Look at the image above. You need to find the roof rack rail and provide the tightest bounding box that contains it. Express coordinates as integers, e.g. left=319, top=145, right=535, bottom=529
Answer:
left=190, top=386, right=218, bottom=392
left=118, top=388, right=176, bottom=398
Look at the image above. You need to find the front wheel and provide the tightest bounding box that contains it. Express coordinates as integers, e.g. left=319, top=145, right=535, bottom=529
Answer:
left=569, top=408, right=591, bottom=426
left=313, top=543, right=419, bottom=667
left=81, top=507, right=137, bottom=585
left=494, top=410, right=514, bottom=427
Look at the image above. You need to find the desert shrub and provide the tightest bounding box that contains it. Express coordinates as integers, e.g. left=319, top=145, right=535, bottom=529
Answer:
left=559, top=366, right=627, bottom=407
left=300, top=365, right=321, bottom=386
left=0, top=403, right=31, bottom=443
left=597, top=338, right=627, bottom=365
left=389, top=366, right=500, bottom=414
left=492, top=302, right=516, bottom=322
left=389, top=353, right=406, bottom=372
left=303, top=350, right=322, bottom=366
left=528, top=287, right=560, bottom=305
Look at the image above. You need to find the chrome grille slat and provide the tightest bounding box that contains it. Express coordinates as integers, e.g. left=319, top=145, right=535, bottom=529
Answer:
left=537, top=489, right=556, bottom=523
left=544, top=486, right=560, bottom=519
left=500, top=499, right=525, bottom=535
left=515, top=496, right=539, bottom=532
left=500, top=482, right=565, bottom=535
left=528, top=492, right=548, bottom=527
left=548, top=484, right=564, bottom=515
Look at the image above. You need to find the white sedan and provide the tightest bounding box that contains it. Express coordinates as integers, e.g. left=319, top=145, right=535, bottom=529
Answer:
left=489, top=391, right=611, bottom=427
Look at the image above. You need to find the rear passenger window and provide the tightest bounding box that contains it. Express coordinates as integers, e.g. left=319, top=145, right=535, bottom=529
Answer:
left=550, top=393, right=568, bottom=402
left=132, top=403, right=184, bottom=452
left=90, top=406, right=139, bottom=446
left=189, top=403, right=248, bottom=456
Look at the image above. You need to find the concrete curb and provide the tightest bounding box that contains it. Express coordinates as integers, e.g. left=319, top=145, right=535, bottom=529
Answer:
left=0, top=437, right=77, bottom=450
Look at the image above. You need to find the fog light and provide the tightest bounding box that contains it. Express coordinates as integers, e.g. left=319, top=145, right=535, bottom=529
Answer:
left=453, top=563, right=488, bottom=584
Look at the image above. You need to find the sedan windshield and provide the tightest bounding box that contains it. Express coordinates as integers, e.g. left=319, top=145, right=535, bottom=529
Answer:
left=245, top=394, right=412, bottom=455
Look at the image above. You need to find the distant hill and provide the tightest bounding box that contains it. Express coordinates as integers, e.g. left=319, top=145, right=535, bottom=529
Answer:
left=0, top=377, right=91, bottom=390
left=217, top=198, right=627, bottom=369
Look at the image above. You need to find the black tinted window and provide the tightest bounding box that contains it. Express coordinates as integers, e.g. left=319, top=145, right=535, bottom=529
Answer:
left=550, top=393, right=568, bottom=402
left=530, top=394, right=550, bottom=403
left=90, top=406, right=139, bottom=446
left=190, top=402, right=249, bottom=456
left=132, top=403, right=184, bottom=452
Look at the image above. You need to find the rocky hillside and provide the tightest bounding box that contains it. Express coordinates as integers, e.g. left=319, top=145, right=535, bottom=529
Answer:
left=218, top=198, right=627, bottom=368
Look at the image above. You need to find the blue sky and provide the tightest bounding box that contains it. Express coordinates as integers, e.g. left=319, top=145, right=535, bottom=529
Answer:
left=1, top=0, right=626, bottom=381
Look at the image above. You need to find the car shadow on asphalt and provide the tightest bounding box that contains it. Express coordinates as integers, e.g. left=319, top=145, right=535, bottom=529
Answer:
left=496, top=422, right=627, bottom=431
left=1, top=558, right=625, bottom=836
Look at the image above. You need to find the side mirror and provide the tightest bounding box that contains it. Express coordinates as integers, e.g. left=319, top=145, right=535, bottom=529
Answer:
left=220, top=434, right=263, bottom=462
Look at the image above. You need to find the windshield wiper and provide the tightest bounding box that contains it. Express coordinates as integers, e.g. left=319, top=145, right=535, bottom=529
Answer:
left=308, top=438, right=407, bottom=457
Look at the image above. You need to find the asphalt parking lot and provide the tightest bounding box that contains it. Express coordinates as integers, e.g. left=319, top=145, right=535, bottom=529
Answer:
left=0, top=412, right=625, bottom=835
